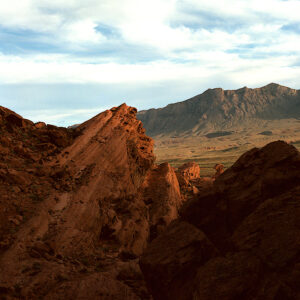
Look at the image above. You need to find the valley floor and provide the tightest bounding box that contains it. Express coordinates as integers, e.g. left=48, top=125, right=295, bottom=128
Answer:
left=154, top=119, right=300, bottom=176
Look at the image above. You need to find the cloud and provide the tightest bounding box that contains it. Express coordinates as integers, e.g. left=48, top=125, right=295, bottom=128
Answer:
left=0, top=0, right=300, bottom=125
left=1, top=0, right=299, bottom=56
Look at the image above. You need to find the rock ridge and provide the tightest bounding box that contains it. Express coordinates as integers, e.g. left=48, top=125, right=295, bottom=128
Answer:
left=0, top=104, right=186, bottom=299
left=137, top=83, right=300, bottom=136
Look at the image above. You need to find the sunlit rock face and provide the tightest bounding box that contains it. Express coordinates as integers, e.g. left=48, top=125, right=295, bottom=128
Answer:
left=0, top=104, right=187, bottom=299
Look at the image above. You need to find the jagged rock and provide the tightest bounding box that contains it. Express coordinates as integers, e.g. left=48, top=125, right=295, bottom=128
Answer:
left=175, top=162, right=204, bottom=200
left=141, top=162, right=183, bottom=240
left=2, top=101, right=299, bottom=299
left=214, top=140, right=300, bottom=230
left=35, top=122, right=46, bottom=129
left=137, top=83, right=300, bottom=136
left=178, top=162, right=200, bottom=180
left=176, top=162, right=200, bottom=186
left=0, top=104, right=185, bottom=299
left=0, top=106, right=33, bottom=130
left=212, top=163, right=224, bottom=179
left=140, top=141, right=300, bottom=299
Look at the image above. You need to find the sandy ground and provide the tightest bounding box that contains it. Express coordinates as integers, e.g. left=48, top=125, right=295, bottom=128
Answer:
left=153, top=119, right=300, bottom=176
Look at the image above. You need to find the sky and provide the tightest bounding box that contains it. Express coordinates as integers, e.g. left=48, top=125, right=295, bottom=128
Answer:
left=1, top=0, right=300, bottom=126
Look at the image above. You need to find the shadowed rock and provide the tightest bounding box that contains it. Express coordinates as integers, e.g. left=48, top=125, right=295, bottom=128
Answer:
left=2, top=102, right=300, bottom=299
left=212, top=163, right=224, bottom=179
left=140, top=221, right=218, bottom=300
left=141, top=162, right=183, bottom=241
left=140, top=141, right=300, bottom=300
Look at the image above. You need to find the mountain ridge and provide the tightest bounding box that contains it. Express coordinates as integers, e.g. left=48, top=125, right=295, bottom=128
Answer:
left=137, top=83, right=300, bottom=137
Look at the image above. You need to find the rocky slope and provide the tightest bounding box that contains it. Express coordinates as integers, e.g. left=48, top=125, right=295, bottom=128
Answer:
left=137, top=83, right=300, bottom=136
left=140, top=141, right=300, bottom=300
left=0, top=104, right=187, bottom=299
left=1, top=103, right=299, bottom=299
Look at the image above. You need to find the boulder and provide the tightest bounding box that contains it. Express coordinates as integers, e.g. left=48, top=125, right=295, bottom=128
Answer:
left=176, top=162, right=200, bottom=186
left=212, top=163, right=224, bottom=179
left=214, top=140, right=300, bottom=230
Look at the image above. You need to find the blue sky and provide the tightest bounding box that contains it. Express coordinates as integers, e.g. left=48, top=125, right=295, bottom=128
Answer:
left=1, top=0, right=300, bottom=126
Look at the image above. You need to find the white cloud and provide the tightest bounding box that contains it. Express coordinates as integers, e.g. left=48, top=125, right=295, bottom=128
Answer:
left=63, top=20, right=106, bottom=45
left=0, top=54, right=210, bottom=84
left=0, top=0, right=299, bottom=52
left=1, top=50, right=300, bottom=88
left=1, top=0, right=300, bottom=124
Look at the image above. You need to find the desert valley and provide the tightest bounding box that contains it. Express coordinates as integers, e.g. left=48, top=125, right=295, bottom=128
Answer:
left=0, top=83, right=300, bottom=299
left=138, top=83, right=300, bottom=175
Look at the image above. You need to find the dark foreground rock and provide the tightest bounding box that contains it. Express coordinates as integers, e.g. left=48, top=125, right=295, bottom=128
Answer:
left=2, top=103, right=299, bottom=299
left=140, top=141, right=300, bottom=300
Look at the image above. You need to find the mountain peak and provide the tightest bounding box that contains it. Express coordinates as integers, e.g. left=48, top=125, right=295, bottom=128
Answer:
left=137, top=84, right=300, bottom=136
left=260, top=82, right=291, bottom=91
left=265, top=82, right=280, bottom=87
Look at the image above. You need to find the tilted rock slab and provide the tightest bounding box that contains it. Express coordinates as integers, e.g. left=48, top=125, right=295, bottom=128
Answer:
left=0, top=104, right=185, bottom=299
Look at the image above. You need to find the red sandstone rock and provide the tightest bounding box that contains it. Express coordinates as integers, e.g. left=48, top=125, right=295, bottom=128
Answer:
left=140, top=221, right=218, bottom=300
left=214, top=140, right=300, bottom=230
left=140, top=141, right=300, bottom=299
left=44, top=273, right=140, bottom=300
left=35, top=122, right=46, bottom=129
left=2, top=103, right=299, bottom=299
left=175, top=161, right=205, bottom=200
left=192, top=252, right=262, bottom=300
left=212, top=163, right=224, bottom=179
left=0, top=104, right=185, bottom=299
left=141, top=162, right=183, bottom=240
left=176, top=162, right=200, bottom=186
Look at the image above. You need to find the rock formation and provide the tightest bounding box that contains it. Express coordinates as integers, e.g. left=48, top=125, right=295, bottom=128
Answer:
left=176, top=162, right=200, bottom=185
left=140, top=141, right=300, bottom=300
left=0, top=104, right=184, bottom=299
left=1, top=103, right=300, bottom=299
left=213, top=163, right=224, bottom=179
left=174, top=161, right=205, bottom=198
left=140, top=162, right=183, bottom=241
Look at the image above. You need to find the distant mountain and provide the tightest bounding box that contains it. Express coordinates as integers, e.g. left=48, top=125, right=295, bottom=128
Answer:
left=137, top=83, right=300, bottom=136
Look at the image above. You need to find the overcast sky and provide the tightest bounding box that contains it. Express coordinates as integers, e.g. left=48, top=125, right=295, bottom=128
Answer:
left=1, top=0, right=300, bottom=126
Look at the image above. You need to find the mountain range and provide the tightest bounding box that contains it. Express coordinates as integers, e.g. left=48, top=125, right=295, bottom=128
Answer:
left=137, top=83, right=300, bottom=137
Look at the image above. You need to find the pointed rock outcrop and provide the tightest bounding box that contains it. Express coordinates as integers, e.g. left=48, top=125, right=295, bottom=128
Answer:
left=141, top=162, right=183, bottom=240
left=0, top=104, right=187, bottom=299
